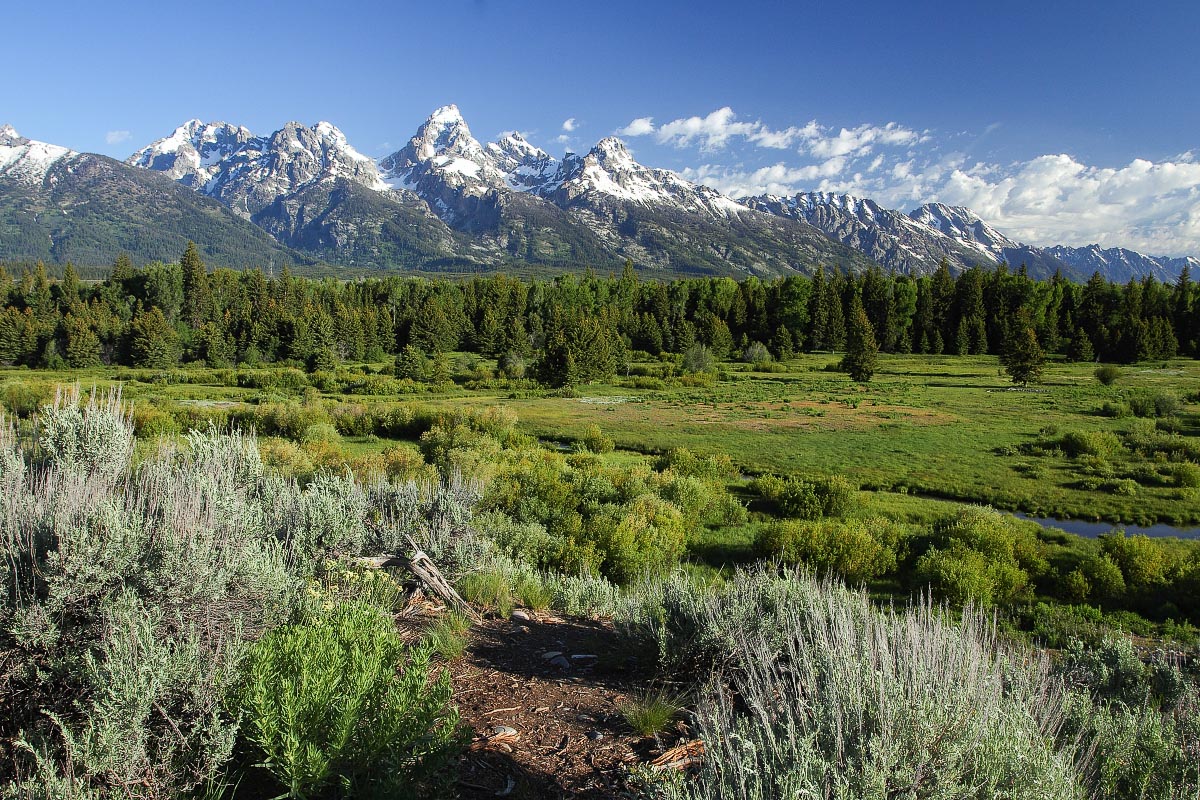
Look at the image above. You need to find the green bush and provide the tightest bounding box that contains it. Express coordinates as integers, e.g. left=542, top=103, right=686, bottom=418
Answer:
left=1061, top=430, right=1122, bottom=458
left=579, top=423, right=615, bottom=454
left=752, top=473, right=857, bottom=519
left=1129, top=391, right=1182, bottom=419
left=755, top=516, right=902, bottom=583
left=911, top=507, right=1046, bottom=606
left=592, top=495, right=687, bottom=584
left=1094, top=365, right=1122, bottom=386
left=1, top=379, right=52, bottom=417
left=234, top=602, right=462, bottom=799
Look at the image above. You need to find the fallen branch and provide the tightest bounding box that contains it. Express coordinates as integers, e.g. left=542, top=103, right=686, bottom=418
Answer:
left=354, top=536, right=483, bottom=624
left=650, top=740, right=705, bottom=772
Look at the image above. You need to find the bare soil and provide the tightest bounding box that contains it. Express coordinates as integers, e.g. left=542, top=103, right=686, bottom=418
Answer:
left=401, top=611, right=684, bottom=799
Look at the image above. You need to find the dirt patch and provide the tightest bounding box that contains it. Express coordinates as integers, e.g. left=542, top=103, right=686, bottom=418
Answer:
left=399, top=612, right=679, bottom=799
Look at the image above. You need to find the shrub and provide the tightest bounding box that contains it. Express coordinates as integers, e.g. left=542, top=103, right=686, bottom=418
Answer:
left=592, top=495, right=687, bottom=584
left=32, top=592, right=240, bottom=799
left=1129, top=391, right=1182, bottom=419
left=1172, top=462, right=1200, bottom=489
left=651, top=569, right=1083, bottom=800
left=579, top=423, right=615, bottom=454
left=234, top=602, right=462, bottom=799
left=912, top=507, right=1046, bottom=606
left=752, top=473, right=857, bottom=519
left=741, top=341, right=772, bottom=366
left=1, top=379, right=52, bottom=417
left=1061, top=430, right=1122, bottom=458
left=1094, top=365, right=1122, bottom=386
left=755, top=517, right=902, bottom=583
left=680, top=343, right=716, bottom=374
left=36, top=386, right=134, bottom=479
left=1098, top=400, right=1130, bottom=418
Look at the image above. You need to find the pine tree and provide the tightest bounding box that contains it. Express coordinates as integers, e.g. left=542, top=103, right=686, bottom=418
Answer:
left=395, top=344, right=430, bottom=382
left=180, top=242, right=210, bottom=328
left=840, top=294, right=878, bottom=383
left=1000, top=312, right=1046, bottom=385
left=62, top=313, right=101, bottom=368
left=129, top=307, right=180, bottom=368
left=110, top=252, right=135, bottom=284
left=58, top=263, right=81, bottom=310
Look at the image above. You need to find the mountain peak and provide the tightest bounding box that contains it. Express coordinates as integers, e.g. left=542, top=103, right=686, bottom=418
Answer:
left=427, top=104, right=465, bottom=125
left=0, top=126, right=74, bottom=185
left=593, top=136, right=631, bottom=158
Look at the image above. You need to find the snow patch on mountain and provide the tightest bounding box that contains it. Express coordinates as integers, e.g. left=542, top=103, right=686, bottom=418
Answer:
left=0, top=126, right=74, bottom=185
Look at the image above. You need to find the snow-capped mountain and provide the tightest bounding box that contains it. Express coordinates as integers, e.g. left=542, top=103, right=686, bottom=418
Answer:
left=907, top=203, right=1182, bottom=280
left=907, top=202, right=1020, bottom=263
left=6, top=108, right=1190, bottom=280
left=130, top=120, right=388, bottom=218
left=373, top=106, right=869, bottom=275
left=485, top=132, right=558, bottom=192
left=0, top=125, right=75, bottom=186
left=0, top=125, right=292, bottom=266
left=545, top=137, right=746, bottom=218
left=1044, top=244, right=1198, bottom=283
left=127, top=120, right=254, bottom=189
left=743, top=192, right=991, bottom=276
left=127, top=118, right=463, bottom=264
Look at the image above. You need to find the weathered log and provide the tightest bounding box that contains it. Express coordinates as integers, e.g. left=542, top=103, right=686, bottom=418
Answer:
left=354, top=535, right=482, bottom=624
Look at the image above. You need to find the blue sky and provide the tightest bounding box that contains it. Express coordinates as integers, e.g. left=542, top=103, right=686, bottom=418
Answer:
left=6, top=0, right=1200, bottom=255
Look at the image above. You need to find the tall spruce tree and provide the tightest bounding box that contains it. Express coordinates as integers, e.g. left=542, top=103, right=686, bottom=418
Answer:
left=1000, top=311, right=1046, bottom=385
left=180, top=242, right=209, bottom=328
left=840, top=294, right=878, bottom=383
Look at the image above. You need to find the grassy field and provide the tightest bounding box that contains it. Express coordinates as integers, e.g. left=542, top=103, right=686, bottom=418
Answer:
left=3, top=353, right=1198, bottom=527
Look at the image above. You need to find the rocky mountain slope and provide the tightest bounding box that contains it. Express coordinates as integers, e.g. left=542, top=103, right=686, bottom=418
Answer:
left=3, top=111, right=1195, bottom=281
left=0, top=126, right=297, bottom=267
left=130, top=106, right=873, bottom=277
left=750, top=191, right=1191, bottom=280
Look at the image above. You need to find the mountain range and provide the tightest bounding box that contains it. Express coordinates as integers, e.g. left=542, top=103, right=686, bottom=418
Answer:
left=2, top=109, right=1195, bottom=283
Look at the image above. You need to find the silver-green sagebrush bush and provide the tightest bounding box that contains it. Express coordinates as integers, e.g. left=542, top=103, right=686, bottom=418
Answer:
left=1, top=394, right=478, bottom=797
left=639, top=568, right=1085, bottom=800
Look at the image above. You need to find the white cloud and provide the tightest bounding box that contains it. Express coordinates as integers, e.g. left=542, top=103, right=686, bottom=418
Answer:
left=654, top=107, right=761, bottom=150
left=105, top=129, right=131, bottom=145
left=681, top=158, right=848, bottom=198
left=929, top=154, right=1200, bottom=255
left=804, top=122, right=923, bottom=159
left=561, top=117, right=577, bottom=132
left=617, top=117, right=656, bottom=137
left=624, top=106, right=1200, bottom=255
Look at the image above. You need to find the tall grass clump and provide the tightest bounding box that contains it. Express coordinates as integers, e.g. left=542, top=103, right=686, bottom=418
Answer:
left=651, top=568, right=1085, bottom=800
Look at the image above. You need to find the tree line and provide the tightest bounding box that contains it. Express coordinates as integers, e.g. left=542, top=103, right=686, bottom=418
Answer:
left=0, top=245, right=1196, bottom=384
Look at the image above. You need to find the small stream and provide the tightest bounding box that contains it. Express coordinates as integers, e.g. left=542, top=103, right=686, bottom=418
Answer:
left=1010, top=512, right=1200, bottom=540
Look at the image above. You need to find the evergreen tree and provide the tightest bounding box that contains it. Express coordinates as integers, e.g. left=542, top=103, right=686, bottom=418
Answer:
left=1000, top=311, right=1046, bottom=385
left=180, top=242, right=210, bottom=328
left=110, top=252, right=135, bottom=284
left=62, top=313, right=101, bottom=368
left=58, top=263, right=82, bottom=310
left=395, top=344, right=430, bottom=382
left=840, top=294, right=878, bottom=383
left=129, top=307, right=180, bottom=368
